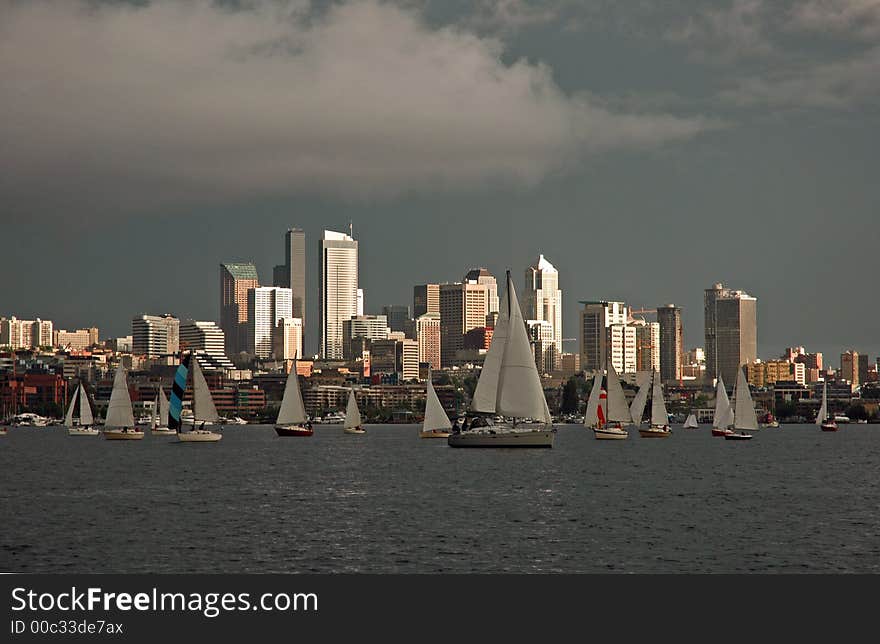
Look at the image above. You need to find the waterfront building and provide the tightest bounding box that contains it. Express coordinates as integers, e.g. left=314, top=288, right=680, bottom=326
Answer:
left=704, top=282, right=757, bottom=386
left=416, top=312, right=441, bottom=370
left=319, top=230, right=359, bottom=360
left=220, top=262, right=260, bottom=356
left=271, top=228, right=306, bottom=329
left=413, top=284, right=440, bottom=318
left=657, top=304, right=683, bottom=383
left=132, top=314, right=179, bottom=357
left=247, top=287, right=292, bottom=359
left=524, top=254, right=563, bottom=363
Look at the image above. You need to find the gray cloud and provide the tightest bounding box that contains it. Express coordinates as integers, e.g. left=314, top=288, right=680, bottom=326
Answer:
left=0, top=0, right=711, bottom=211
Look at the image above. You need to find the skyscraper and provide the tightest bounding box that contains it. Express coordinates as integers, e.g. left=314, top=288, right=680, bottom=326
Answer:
left=273, top=317, right=304, bottom=361
left=524, top=254, right=562, bottom=362
left=527, top=319, right=556, bottom=374
left=247, top=287, right=292, bottom=358
left=578, top=301, right=629, bottom=373
left=272, top=228, right=306, bottom=328
left=179, top=320, right=234, bottom=370
left=319, top=230, right=359, bottom=360
left=416, top=312, right=441, bottom=370
left=382, top=305, right=411, bottom=335
left=657, top=304, right=683, bottom=383
left=632, top=318, right=660, bottom=374
left=132, top=314, right=179, bottom=357
left=705, top=283, right=757, bottom=385
left=413, top=284, right=440, bottom=318
left=840, top=351, right=859, bottom=389
left=220, top=262, right=259, bottom=356
left=439, top=271, right=496, bottom=367
left=342, top=315, right=390, bottom=360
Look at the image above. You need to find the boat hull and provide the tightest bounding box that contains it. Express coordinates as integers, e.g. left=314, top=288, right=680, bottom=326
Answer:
left=448, top=428, right=554, bottom=448
left=151, top=427, right=176, bottom=435
left=0, top=428, right=7, bottom=436
left=725, top=432, right=753, bottom=440
left=177, top=430, right=223, bottom=442
left=711, top=428, right=733, bottom=437
left=640, top=426, right=672, bottom=438
left=344, top=426, right=366, bottom=434
left=275, top=424, right=314, bottom=437
left=593, top=426, right=628, bottom=440
left=68, top=427, right=99, bottom=436
left=420, top=429, right=451, bottom=438
left=821, top=422, right=839, bottom=432
left=102, top=429, right=145, bottom=440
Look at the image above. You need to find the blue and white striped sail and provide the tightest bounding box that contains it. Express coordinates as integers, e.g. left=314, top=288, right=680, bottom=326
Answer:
left=168, top=353, right=191, bottom=432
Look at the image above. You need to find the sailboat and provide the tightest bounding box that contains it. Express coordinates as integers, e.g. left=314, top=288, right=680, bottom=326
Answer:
left=582, top=373, right=604, bottom=430
left=683, top=413, right=699, bottom=429
left=421, top=373, right=452, bottom=438
left=151, top=388, right=175, bottom=435
left=725, top=367, right=756, bottom=440
left=628, top=372, right=650, bottom=428
left=711, top=376, right=735, bottom=437
left=343, top=390, right=366, bottom=434
left=169, top=354, right=223, bottom=443
left=640, top=371, right=672, bottom=438
left=102, top=367, right=144, bottom=440
left=816, top=381, right=838, bottom=431
left=591, top=365, right=630, bottom=440
left=66, top=383, right=99, bottom=436
left=448, top=271, right=554, bottom=448
left=275, top=361, right=313, bottom=436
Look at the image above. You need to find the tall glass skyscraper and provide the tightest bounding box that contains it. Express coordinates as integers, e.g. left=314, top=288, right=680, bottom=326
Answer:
left=272, top=228, right=306, bottom=328
left=319, top=230, right=359, bottom=360
left=524, top=254, right=562, bottom=366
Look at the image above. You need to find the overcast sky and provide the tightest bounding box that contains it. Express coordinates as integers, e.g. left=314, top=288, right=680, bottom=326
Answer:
left=1, top=0, right=878, bottom=364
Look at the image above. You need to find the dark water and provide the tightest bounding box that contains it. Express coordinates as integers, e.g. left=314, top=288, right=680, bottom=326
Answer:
left=2, top=424, right=879, bottom=573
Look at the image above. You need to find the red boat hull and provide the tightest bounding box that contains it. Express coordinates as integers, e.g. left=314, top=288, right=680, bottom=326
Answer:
left=274, top=425, right=314, bottom=437
left=711, top=428, right=733, bottom=437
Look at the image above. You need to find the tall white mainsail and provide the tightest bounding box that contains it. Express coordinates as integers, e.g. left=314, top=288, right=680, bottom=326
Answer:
left=733, top=367, right=758, bottom=431
left=150, top=392, right=159, bottom=430
left=583, top=373, right=603, bottom=427
left=344, top=390, right=362, bottom=429
left=277, top=364, right=307, bottom=425
left=605, top=364, right=632, bottom=424
left=815, top=382, right=828, bottom=425
left=472, top=272, right=551, bottom=424
left=629, top=372, right=651, bottom=426
left=104, top=367, right=135, bottom=429
left=191, top=356, right=219, bottom=423
left=64, top=387, right=78, bottom=426
left=158, top=387, right=170, bottom=427
left=78, top=385, right=94, bottom=425
left=713, top=376, right=734, bottom=429
left=423, top=376, right=452, bottom=432
left=650, top=371, right=669, bottom=427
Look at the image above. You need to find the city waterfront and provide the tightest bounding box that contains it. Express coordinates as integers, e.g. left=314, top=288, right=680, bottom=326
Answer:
left=2, top=423, right=879, bottom=574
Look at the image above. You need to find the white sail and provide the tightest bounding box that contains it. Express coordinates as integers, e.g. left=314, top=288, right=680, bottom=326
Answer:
left=423, top=377, right=452, bottom=432
left=277, top=365, right=307, bottom=425
left=150, top=392, right=159, bottom=429
left=344, top=390, right=362, bottom=429
left=815, top=382, right=828, bottom=425
left=684, top=414, right=699, bottom=429
left=104, top=367, right=135, bottom=429
left=650, top=371, right=669, bottom=427
left=158, top=387, right=170, bottom=426
left=78, top=385, right=93, bottom=425
left=471, top=280, right=510, bottom=415
left=733, top=367, right=758, bottom=431
left=605, top=364, right=632, bottom=424
left=583, top=373, right=603, bottom=427
left=64, top=387, right=77, bottom=426
left=629, top=372, right=651, bottom=426
left=712, top=377, right=733, bottom=429
left=191, top=356, right=219, bottom=423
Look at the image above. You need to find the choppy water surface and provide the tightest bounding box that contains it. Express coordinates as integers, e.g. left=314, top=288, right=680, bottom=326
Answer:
left=2, top=424, right=879, bottom=573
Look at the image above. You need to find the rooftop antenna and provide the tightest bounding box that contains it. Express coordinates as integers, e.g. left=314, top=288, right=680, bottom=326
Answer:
left=349, top=220, right=353, bottom=238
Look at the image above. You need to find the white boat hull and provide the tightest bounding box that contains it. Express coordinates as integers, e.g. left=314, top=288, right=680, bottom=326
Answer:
left=68, top=427, right=99, bottom=436
left=177, top=430, right=223, bottom=442
left=151, top=427, right=176, bottom=435
left=344, top=426, right=366, bottom=434
left=448, top=426, right=554, bottom=448
left=639, top=426, right=672, bottom=438
left=420, top=429, right=451, bottom=438
left=593, top=426, right=628, bottom=440
left=102, top=429, right=145, bottom=440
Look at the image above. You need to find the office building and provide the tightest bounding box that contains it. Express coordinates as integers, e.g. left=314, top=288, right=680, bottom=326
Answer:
left=382, top=305, right=412, bottom=335
left=272, top=228, right=306, bottom=328
left=220, top=263, right=260, bottom=356
left=273, top=317, right=304, bottom=361
left=704, top=283, right=757, bottom=385
left=439, top=272, right=496, bottom=367
left=527, top=319, right=556, bottom=374
left=343, top=315, right=390, bottom=360
left=180, top=320, right=234, bottom=370
left=247, top=287, right=292, bottom=359
left=416, top=312, right=441, bottom=370
left=840, top=351, right=859, bottom=390
left=657, top=304, right=683, bottom=383
left=319, top=230, right=359, bottom=360
left=55, top=328, right=98, bottom=351
left=413, top=284, right=440, bottom=318
left=578, top=301, right=629, bottom=373
left=524, top=254, right=563, bottom=362
left=632, top=318, right=661, bottom=374
left=132, top=314, right=179, bottom=357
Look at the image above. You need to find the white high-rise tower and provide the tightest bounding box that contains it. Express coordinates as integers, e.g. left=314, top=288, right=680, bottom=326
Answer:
left=524, top=255, right=563, bottom=366
left=319, top=230, right=359, bottom=360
